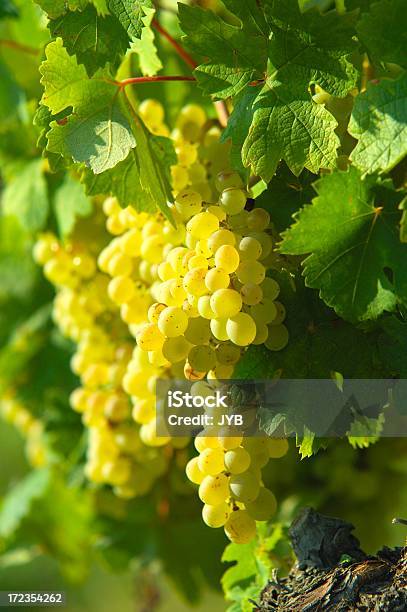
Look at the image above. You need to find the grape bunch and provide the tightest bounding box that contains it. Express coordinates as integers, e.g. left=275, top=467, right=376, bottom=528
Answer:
left=0, top=391, right=47, bottom=467
left=33, top=99, right=290, bottom=542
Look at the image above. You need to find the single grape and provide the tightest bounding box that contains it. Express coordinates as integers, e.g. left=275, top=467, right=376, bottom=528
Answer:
left=224, top=509, right=257, bottom=544
left=219, top=188, right=247, bottom=215
left=245, top=487, right=277, bottom=521
left=186, top=456, right=205, bottom=484
left=158, top=306, right=188, bottom=337
left=229, top=472, right=260, bottom=503
left=202, top=502, right=230, bottom=528
left=210, top=289, right=242, bottom=318
left=198, top=447, right=225, bottom=475
left=265, top=324, right=289, bottom=351
left=188, top=345, right=217, bottom=372
left=224, top=447, right=251, bottom=474
left=199, top=474, right=230, bottom=505
left=215, top=245, right=240, bottom=274
left=205, top=268, right=230, bottom=293
left=268, top=438, right=289, bottom=458
left=226, top=313, right=256, bottom=346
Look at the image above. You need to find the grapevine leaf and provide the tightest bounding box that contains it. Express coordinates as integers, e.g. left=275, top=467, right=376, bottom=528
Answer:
left=221, top=88, right=257, bottom=181
left=241, top=84, right=340, bottom=180
left=399, top=196, right=407, bottom=243
left=130, top=24, right=162, bottom=76
left=34, top=0, right=87, bottom=19
left=53, top=174, right=92, bottom=236
left=266, top=0, right=358, bottom=97
left=349, top=75, right=407, bottom=175
left=82, top=150, right=155, bottom=211
left=108, top=0, right=153, bottom=40
left=48, top=5, right=129, bottom=76
left=356, top=0, right=407, bottom=68
left=82, top=132, right=176, bottom=215
left=0, top=0, right=18, bottom=19
left=347, top=412, right=385, bottom=449
left=280, top=168, right=407, bottom=321
left=40, top=39, right=136, bottom=174
left=0, top=469, right=50, bottom=539
left=2, top=159, right=49, bottom=232
left=178, top=3, right=268, bottom=99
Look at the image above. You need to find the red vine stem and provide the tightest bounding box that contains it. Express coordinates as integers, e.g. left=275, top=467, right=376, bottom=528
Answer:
left=116, top=75, right=196, bottom=88
left=152, top=18, right=197, bottom=69
left=0, top=39, right=39, bottom=56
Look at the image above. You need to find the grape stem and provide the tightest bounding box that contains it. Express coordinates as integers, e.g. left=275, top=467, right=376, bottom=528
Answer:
left=0, top=39, right=39, bottom=56
left=152, top=17, right=230, bottom=127
left=152, top=18, right=197, bottom=69
left=116, top=75, right=196, bottom=88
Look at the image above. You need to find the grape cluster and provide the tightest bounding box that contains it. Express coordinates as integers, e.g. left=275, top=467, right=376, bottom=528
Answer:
left=0, top=391, right=47, bottom=467
left=33, top=99, right=290, bottom=541
left=185, top=383, right=289, bottom=544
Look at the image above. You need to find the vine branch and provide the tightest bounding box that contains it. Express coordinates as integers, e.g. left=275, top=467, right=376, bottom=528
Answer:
left=116, top=75, right=196, bottom=88
left=0, top=39, right=39, bottom=56
left=152, top=18, right=197, bottom=69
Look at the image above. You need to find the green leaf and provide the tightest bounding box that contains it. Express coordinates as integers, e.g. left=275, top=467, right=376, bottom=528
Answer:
left=241, top=84, right=340, bottom=180
left=40, top=38, right=136, bottom=173
left=356, top=0, right=407, bottom=68
left=221, top=88, right=257, bottom=181
left=34, top=0, right=88, bottom=19
left=130, top=23, right=162, bottom=76
left=399, top=196, right=407, bottom=243
left=53, top=174, right=92, bottom=236
left=0, top=0, right=18, bottom=19
left=108, top=0, right=153, bottom=40
left=266, top=0, right=358, bottom=97
left=0, top=469, right=50, bottom=539
left=280, top=168, right=407, bottom=321
left=349, top=75, right=407, bottom=175
left=347, top=412, right=385, bottom=448
left=178, top=3, right=268, bottom=99
left=0, top=60, right=25, bottom=125
left=82, top=149, right=155, bottom=211
left=48, top=5, right=129, bottom=76
left=2, top=159, right=49, bottom=232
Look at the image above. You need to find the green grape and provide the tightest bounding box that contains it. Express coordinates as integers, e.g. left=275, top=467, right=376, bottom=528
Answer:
left=270, top=301, right=286, bottom=325
left=226, top=313, right=256, bottom=346
left=261, top=277, right=280, bottom=300
left=215, top=171, right=244, bottom=191
left=186, top=456, right=205, bottom=484
left=208, top=229, right=236, bottom=253
left=188, top=254, right=208, bottom=270
left=239, top=236, right=262, bottom=261
left=186, top=212, right=219, bottom=239
left=247, top=208, right=270, bottom=231
left=268, top=437, right=289, bottom=458
left=241, top=283, right=263, bottom=305
left=210, top=318, right=229, bottom=341
left=188, top=345, right=217, bottom=371
left=245, top=487, right=277, bottom=521
left=210, top=289, right=242, bottom=318
left=174, top=188, right=202, bottom=219
left=162, top=336, right=191, bottom=362
left=148, top=302, right=166, bottom=323
left=219, top=188, right=247, bottom=215
left=236, top=261, right=265, bottom=285
left=218, top=432, right=243, bottom=450
left=108, top=276, right=135, bottom=304
left=224, top=509, right=257, bottom=544
left=224, top=447, right=251, bottom=474
left=157, top=306, right=188, bottom=337
left=183, top=268, right=208, bottom=297
left=265, top=324, right=289, bottom=351
left=136, top=323, right=165, bottom=351
left=199, top=474, right=230, bottom=505
left=215, top=343, right=241, bottom=365
left=202, top=502, right=230, bottom=528
left=205, top=268, right=230, bottom=292
left=198, top=447, right=225, bottom=475
left=139, top=98, right=165, bottom=123
left=253, top=323, right=268, bottom=345
left=184, top=316, right=211, bottom=344
left=250, top=232, right=273, bottom=260
left=250, top=300, right=278, bottom=325
left=229, top=472, right=260, bottom=503
left=197, top=295, right=217, bottom=319
left=214, top=245, right=240, bottom=274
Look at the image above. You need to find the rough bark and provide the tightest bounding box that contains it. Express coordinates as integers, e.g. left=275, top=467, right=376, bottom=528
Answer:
left=255, top=508, right=407, bottom=611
